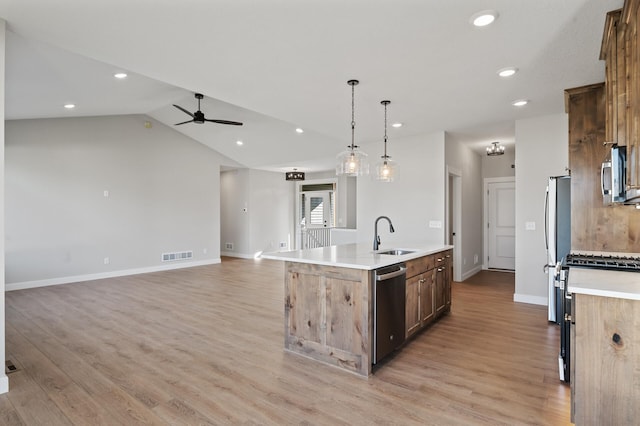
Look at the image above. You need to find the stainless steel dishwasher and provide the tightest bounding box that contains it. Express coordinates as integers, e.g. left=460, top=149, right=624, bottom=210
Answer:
left=373, top=263, right=407, bottom=364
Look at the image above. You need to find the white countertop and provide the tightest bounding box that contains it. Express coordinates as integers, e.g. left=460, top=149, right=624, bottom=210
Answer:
left=568, top=267, right=640, bottom=301
left=261, top=243, right=453, bottom=270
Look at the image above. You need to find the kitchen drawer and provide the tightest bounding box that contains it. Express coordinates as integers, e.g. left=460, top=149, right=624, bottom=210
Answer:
left=406, top=254, right=435, bottom=278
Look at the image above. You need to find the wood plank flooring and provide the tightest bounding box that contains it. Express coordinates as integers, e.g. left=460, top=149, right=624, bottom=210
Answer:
left=1, top=259, right=571, bottom=425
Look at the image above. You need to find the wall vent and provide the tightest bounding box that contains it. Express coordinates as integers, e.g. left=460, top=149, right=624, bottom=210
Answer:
left=225, top=243, right=234, bottom=250
left=161, top=250, right=193, bottom=262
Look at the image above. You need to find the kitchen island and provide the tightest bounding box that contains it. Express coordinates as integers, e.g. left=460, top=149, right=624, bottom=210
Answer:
left=262, top=243, right=453, bottom=376
left=568, top=268, right=640, bottom=425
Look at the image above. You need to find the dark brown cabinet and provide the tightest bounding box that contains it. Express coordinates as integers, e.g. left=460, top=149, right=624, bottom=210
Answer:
left=405, top=249, right=451, bottom=339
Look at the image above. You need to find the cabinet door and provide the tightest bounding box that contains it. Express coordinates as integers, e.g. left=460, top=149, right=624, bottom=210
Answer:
left=420, top=272, right=435, bottom=325
left=445, top=251, right=452, bottom=308
left=405, top=274, right=421, bottom=338
left=435, top=266, right=446, bottom=315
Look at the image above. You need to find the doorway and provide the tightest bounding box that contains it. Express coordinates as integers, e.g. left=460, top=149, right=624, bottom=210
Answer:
left=446, top=167, right=462, bottom=282
left=484, top=177, right=516, bottom=270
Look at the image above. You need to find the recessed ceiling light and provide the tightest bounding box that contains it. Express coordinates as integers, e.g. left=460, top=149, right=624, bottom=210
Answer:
left=470, top=10, right=498, bottom=27
left=295, top=128, right=304, bottom=134
left=512, top=99, right=529, bottom=107
left=114, top=72, right=128, bottom=79
left=236, top=140, right=244, bottom=146
left=64, top=103, right=76, bottom=109
left=497, top=67, right=518, bottom=78
left=391, top=122, right=403, bottom=128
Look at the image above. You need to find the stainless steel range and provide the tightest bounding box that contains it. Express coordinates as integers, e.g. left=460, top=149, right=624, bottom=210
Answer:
left=565, top=252, right=640, bottom=271
left=556, top=252, right=640, bottom=383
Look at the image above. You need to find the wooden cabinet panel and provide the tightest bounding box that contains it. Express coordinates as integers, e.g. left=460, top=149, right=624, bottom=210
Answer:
left=435, top=266, right=447, bottom=315
left=284, top=262, right=371, bottom=376
left=566, top=83, right=640, bottom=252
left=574, top=294, right=640, bottom=425
left=405, top=274, right=421, bottom=338
left=326, top=277, right=365, bottom=354
left=288, top=271, right=322, bottom=343
left=404, top=250, right=451, bottom=338
left=420, top=273, right=435, bottom=324
left=406, top=255, right=434, bottom=278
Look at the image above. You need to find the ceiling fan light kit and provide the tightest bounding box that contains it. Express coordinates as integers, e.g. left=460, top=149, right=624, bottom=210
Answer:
left=336, top=80, right=369, bottom=177
left=173, top=93, right=243, bottom=126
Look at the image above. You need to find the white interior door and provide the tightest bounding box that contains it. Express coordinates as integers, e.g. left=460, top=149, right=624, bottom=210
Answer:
left=487, top=181, right=515, bottom=270
left=304, top=192, right=331, bottom=228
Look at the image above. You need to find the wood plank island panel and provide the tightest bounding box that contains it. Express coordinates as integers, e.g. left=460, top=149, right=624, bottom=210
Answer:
left=284, top=261, right=372, bottom=376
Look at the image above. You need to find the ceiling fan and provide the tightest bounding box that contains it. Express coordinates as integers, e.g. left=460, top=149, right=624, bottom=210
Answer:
left=173, top=93, right=243, bottom=126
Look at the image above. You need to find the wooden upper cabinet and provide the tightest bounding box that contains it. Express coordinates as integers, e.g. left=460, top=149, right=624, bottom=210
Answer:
left=601, top=0, right=640, bottom=199
left=601, top=9, right=625, bottom=146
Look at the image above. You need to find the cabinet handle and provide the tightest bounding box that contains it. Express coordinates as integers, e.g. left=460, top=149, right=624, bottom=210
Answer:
left=445, top=254, right=451, bottom=258
left=437, top=267, right=444, bottom=272
left=437, top=258, right=444, bottom=262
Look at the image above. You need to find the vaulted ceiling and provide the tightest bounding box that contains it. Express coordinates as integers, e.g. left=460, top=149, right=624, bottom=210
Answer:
left=0, top=0, right=623, bottom=172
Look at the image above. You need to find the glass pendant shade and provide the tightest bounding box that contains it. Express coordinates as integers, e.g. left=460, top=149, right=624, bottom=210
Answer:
left=336, top=148, right=369, bottom=176
left=375, top=158, right=397, bottom=182
left=375, top=100, right=396, bottom=181
left=336, top=79, right=369, bottom=176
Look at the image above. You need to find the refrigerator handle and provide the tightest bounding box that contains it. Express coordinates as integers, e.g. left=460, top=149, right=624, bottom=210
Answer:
left=544, top=186, right=549, bottom=251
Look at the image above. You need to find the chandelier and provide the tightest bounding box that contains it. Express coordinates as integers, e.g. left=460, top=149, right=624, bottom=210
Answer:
left=336, top=80, right=369, bottom=176
left=486, top=141, right=505, bottom=156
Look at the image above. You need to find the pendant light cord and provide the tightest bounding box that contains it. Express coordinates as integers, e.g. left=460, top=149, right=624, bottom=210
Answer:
left=351, top=82, right=355, bottom=150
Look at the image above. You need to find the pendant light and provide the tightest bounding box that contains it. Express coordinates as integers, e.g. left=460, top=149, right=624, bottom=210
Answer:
left=336, top=80, right=369, bottom=176
left=375, top=100, right=397, bottom=181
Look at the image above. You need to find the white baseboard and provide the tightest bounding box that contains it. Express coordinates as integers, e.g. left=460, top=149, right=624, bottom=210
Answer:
left=6, top=258, right=222, bottom=292
left=221, top=251, right=258, bottom=259
left=0, top=374, right=8, bottom=394
left=461, top=265, right=482, bottom=281
left=513, top=293, right=547, bottom=306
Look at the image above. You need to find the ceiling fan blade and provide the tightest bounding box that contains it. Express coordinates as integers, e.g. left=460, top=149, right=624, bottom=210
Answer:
left=173, top=104, right=195, bottom=117
left=174, top=119, right=194, bottom=125
left=205, top=119, right=244, bottom=126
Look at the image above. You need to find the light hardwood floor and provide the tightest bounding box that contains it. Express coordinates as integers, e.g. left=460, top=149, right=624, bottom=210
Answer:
left=1, top=259, right=571, bottom=425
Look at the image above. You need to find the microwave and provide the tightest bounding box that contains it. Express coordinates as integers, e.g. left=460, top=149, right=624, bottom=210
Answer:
left=601, top=145, right=626, bottom=204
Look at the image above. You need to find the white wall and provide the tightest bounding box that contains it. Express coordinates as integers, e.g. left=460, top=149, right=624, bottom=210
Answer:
left=6, top=115, right=229, bottom=287
left=482, top=145, right=515, bottom=178
left=220, top=169, right=291, bottom=257
left=357, top=132, right=446, bottom=247
left=248, top=169, right=293, bottom=254
left=514, top=113, right=569, bottom=305
left=0, top=19, right=9, bottom=395
left=444, top=134, right=484, bottom=279
left=220, top=169, right=251, bottom=255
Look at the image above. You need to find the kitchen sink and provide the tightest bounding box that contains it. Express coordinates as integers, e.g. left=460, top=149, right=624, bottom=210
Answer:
left=377, top=249, right=415, bottom=256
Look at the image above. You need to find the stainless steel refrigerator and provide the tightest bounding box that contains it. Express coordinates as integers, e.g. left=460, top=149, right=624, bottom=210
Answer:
left=545, top=176, right=571, bottom=323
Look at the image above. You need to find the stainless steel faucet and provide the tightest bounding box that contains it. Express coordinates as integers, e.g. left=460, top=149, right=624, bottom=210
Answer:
left=374, top=216, right=395, bottom=250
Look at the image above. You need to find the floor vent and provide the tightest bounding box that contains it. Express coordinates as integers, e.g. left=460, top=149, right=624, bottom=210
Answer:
left=161, top=250, right=193, bottom=262
left=5, top=360, right=18, bottom=374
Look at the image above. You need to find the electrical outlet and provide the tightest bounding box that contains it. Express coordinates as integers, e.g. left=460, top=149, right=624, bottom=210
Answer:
left=525, top=221, right=536, bottom=231
left=225, top=243, right=234, bottom=250
left=279, top=242, right=287, bottom=248
left=474, top=254, right=478, bottom=265
left=103, top=257, right=110, bottom=265
left=428, top=220, right=442, bottom=229
left=203, top=248, right=207, bottom=254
